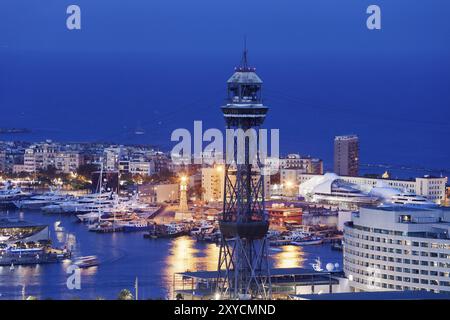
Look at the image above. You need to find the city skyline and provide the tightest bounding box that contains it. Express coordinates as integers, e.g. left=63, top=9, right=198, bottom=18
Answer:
left=1, top=1, right=450, bottom=171
left=1, top=0, right=449, bottom=306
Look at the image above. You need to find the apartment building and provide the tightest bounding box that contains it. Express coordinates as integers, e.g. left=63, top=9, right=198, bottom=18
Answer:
left=334, top=135, right=359, bottom=177
left=21, top=142, right=82, bottom=174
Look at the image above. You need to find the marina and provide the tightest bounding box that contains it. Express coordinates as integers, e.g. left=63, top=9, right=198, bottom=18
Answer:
left=0, top=208, right=342, bottom=300
left=0, top=2, right=449, bottom=303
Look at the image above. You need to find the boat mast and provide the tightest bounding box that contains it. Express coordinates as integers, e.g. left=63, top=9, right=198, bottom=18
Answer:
left=135, top=277, right=139, bottom=300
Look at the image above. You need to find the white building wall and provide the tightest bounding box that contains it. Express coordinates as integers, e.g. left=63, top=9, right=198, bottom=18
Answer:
left=298, top=173, right=448, bottom=204
left=343, top=207, right=450, bottom=293
left=202, top=166, right=225, bottom=202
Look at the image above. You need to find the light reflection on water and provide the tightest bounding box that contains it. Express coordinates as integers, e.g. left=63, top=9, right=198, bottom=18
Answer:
left=164, top=237, right=220, bottom=298
left=0, top=210, right=342, bottom=299
left=272, top=245, right=306, bottom=269
left=163, top=239, right=314, bottom=296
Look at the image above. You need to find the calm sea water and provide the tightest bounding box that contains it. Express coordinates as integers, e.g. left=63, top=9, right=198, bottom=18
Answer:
left=1, top=1, right=449, bottom=173
left=0, top=209, right=342, bottom=300
left=1, top=52, right=449, bottom=175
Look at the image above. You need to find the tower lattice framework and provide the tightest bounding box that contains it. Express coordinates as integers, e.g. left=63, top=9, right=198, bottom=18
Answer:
left=216, top=48, right=271, bottom=300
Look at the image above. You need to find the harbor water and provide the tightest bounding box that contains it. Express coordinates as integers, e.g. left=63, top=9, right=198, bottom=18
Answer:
left=0, top=209, right=342, bottom=300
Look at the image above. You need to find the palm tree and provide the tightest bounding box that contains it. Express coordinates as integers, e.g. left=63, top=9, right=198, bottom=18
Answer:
left=176, top=293, right=184, bottom=300
left=117, top=289, right=134, bottom=300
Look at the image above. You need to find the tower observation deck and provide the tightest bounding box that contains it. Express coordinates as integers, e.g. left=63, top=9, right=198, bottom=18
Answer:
left=216, top=48, right=271, bottom=299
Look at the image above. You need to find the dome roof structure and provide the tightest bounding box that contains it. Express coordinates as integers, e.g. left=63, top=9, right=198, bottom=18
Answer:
left=298, top=173, right=339, bottom=196
left=227, top=71, right=262, bottom=84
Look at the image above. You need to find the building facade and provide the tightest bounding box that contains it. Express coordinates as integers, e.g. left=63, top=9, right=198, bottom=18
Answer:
left=23, top=142, right=58, bottom=173
left=344, top=206, right=450, bottom=293
left=119, top=159, right=155, bottom=176
left=280, top=154, right=323, bottom=174
left=19, top=142, right=82, bottom=174
left=277, top=155, right=323, bottom=197
left=104, top=147, right=122, bottom=171
left=202, top=165, right=271, bottom=202
left=54, top=151, right=83, bottom=174
left=334, top=135, right=359, bottom=177
left=138, top=183, right=179, bottom=203
left=298, top=174, right=448, bottom=205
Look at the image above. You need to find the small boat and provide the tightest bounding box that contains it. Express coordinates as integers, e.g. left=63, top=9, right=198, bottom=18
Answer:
left=144, top=223, right=188, bottom=239
left=269, top=239, right=292, bottom=247
left=121, top=220, right=150, bottom=232
left=77, top=211, right=102, bottom=223
left=9, top=262, right=14, bottom=271
left=54, top=221, right=64, bottom=232
left=74, top=256, right=99, bottom=268
left=190, top=221, right=215, bottom=236
left=291, top=236, right=323, bottom=246
left=0, top=235, right=10, bottom=242
left=88, top=221, right=123, bottom=233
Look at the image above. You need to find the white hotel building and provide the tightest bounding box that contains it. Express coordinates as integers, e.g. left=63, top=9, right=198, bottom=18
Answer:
left=344, top=206, right=450, bottom=293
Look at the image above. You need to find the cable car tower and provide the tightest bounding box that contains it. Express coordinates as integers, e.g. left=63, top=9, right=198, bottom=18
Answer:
left=216, top=46, right=271, bottom=299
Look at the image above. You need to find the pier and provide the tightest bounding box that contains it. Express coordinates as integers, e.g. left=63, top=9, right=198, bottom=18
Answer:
left=173, top=268, right=344, bottom=300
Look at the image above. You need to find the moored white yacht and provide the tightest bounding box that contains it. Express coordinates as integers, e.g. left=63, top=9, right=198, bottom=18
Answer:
left=42, top=192, right=117, bottom=214
left=389, top=193, right=438, bottom=207
left=76, top=211, right=103, bottom=223
left=190, top=221, right=215, bottom=236
left=0, top=183, right=30, bottom=207
left=117, top=219, right=150, bottom=232
left=368, top=183, right=439, bottom=208
left=13, top=189, right=70, bottom=209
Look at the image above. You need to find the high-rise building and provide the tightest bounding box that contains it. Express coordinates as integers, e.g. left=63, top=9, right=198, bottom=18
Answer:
left=334, top=135, right=359, bottom=177
left=201, top=165, right=225, bottom=202
left=104, top=147, right=122, bottom=171
left=344, top=206, right=450, bottom=293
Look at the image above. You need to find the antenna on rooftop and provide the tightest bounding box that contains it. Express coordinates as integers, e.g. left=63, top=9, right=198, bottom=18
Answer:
left=242, top=35, right=248, bottom=68
left=237, top=35, right=254, bottom=72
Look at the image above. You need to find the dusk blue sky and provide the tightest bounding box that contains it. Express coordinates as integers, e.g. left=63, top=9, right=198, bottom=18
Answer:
left=1, top=1, right=449, bottom=173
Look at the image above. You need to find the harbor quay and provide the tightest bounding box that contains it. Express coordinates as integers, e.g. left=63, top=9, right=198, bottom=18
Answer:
left=0, top=207, right=344, bottom=300
left=0, top=129, right=449, bottom=300
left=0, top=18, right=449, bottom=303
